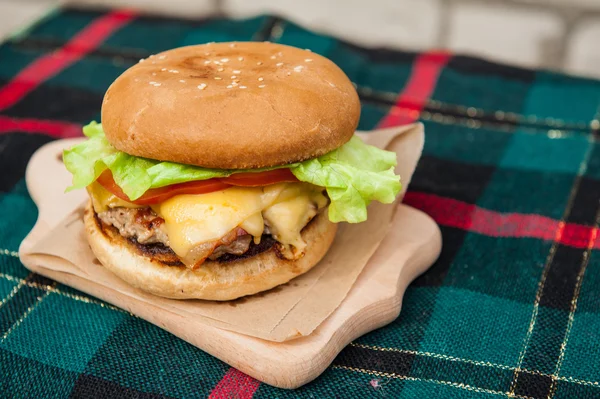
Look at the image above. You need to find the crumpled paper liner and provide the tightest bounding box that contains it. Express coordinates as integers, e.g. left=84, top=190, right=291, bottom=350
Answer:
left=21, top=123, right=424, bottom=342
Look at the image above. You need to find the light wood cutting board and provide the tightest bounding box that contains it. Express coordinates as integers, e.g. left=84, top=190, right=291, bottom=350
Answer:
left=19, top=137, right=442, bottom=389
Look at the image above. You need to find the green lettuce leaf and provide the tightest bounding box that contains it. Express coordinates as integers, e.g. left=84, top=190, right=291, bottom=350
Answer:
left=64, top=122, right=401, bottom=223
left=290, top=136, right=401, bottom=223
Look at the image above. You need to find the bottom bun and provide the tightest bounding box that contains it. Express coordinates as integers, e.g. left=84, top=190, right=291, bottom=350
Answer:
left=83, top=201, right=337, bottom=300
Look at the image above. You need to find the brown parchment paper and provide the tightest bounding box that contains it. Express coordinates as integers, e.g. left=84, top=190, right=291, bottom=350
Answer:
left=23, top=123, right=424, bottom=342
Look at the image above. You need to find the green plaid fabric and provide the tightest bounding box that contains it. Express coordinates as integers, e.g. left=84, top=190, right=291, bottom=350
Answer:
left=1, top=6, right=600, bottom=399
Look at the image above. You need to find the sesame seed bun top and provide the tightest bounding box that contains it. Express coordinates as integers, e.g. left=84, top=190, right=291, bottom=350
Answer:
left=100, top=42, right=361, bottom=169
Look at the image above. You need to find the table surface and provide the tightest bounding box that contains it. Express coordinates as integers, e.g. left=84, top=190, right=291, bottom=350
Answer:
left=1, top=6, right=600, bottom=399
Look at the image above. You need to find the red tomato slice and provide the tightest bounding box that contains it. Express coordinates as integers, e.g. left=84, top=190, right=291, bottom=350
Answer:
left=96, top=168, right=298, bottom=205
left=223, top=168, right=298, bottom=187
left=96, top=170, right=231, bottom=205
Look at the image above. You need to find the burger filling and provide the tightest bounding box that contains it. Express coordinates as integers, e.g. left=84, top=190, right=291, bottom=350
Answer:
left=88, top=181, right=329, bottom=269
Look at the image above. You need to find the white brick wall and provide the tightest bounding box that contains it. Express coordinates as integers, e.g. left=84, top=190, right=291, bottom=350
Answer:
left=446, top=3, right=564, bottom=69
left=223, top=0, right=443, bottom=51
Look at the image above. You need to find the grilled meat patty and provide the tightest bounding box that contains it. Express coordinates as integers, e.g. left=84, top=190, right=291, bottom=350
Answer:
left=97, top=206, right=264, bottom=267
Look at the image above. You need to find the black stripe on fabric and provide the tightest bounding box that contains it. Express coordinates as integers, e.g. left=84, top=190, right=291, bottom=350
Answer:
left=342, top=41, right=418, bottom=64
left=412, top=226, right=467, bottom=287
left=357, top=92, right=591, bottom=133
left=410, top=155, right=496, bottom=204
left=539, top=245, right=586, bottom=311
left=565, top=177, right=600, bottom=226
left=69, top=374, right=171, bottom=399
left=334, top=345, right=414, bottom=377
left=446, top=55, right=536, bottom=83
left=58, top=7, right=109, bottom=21
left=0, top=132, right=54, bottom=193
left=0, top=80, right=103, bottom=123
left=10, top=37, right=147, bottom=65
left=0, top=277, right=46, bottom=337
left=135, top=13, right=210, bottom=27
left=27, top=273, right=55, bottom=287
left=337, top=345, right=514, bottom=394
left=513, top=370, right=553, bottom=399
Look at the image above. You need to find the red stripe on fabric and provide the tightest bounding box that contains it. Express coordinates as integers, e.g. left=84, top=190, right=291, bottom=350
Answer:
left=0, top=115, right=81, bottom=138
left=0, top=9, right=136, bottom=111
left=403, top=191, right=600, bottom=249
left=378, top=51, right=451, bottom=128
left=208, top=368, right=260, bottom=399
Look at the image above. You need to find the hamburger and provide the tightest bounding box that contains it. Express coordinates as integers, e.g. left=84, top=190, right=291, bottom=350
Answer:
left=63, top=42, right=401, bottom=301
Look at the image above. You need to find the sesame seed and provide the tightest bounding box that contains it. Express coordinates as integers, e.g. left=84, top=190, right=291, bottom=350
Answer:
left=204, top=60, right=211, bottom=65
left=161, top=68, right=167, bottom=71
left=258, top=85, right=266, bottom=88
left=276, top=62, right=283, bottom=67
left=231, top=76, right=237, bottom=79
left=179, top=79, right=186, bottom=83
left=158, top=55, right=166, bottom=59
left=257, top=62, right=263, bottom=65
left=329, top=82, right=336, bottom=87
left=149, top=55, right=155, bottom=58
left=214, top=61, right=221, bottom=65
left=169, top=70, right=179, bottom=73
left=305, top=58, right=313, bottom=62
left=239, top=86, right=247, bottom=89
left=197, top=83, right=207, bottom=90
left=232, top=82, right=238, bottom=86
left=232, top=70, right=241, bottom=74
left=221, top=58, right=229, bottom=62
left=305, top=48, right=312, bottom=52
left=229, top=43, right=236, bottom=48
left=214, top=77, right=222, bottom=80
left=217, top=68, right=224, bottom=72
left=149, top=81, right=158, bottom=84
left=138, top=58, right=145, bottom=63
left=270, top=55, right=276, bottom=59
left=152, top=72, right=156, bottom=76
left=286, top=72, right=291, bottom=76
left=226, top=85, right=233, bottom=88
left=238, top=57, right=244, bottom=61
left=258, top=77, right=264, bottom=81
left=278, top=52, right=282, bottom=56
left=294, top=65, right=304, bottom=72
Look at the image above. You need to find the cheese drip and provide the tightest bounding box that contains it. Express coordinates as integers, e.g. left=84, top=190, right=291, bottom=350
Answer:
left=154, top=183, right=328, bottom=259
left=87, top=182, right=138, bottom=212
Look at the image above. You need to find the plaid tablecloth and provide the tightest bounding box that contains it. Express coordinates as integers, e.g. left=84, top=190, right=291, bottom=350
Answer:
left=1, top=6, right=600, bottom=399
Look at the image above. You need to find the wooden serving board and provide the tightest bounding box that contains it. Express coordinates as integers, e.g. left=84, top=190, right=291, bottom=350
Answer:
left=19, top=138, right=442, bottom=389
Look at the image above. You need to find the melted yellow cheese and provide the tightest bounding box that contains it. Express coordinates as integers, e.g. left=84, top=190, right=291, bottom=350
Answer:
left=88, top=181, right=328, bottom=260
left=155, top=183, right=327, bottom=258
left=87, top=182, right=139, bottom=213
